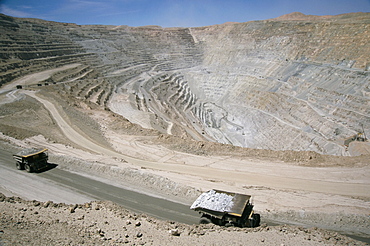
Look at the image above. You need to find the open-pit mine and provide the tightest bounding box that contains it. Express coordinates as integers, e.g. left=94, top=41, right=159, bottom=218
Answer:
left=1, top=12, right=369, bottom=155
left=0, top=12, right=369, bottom=245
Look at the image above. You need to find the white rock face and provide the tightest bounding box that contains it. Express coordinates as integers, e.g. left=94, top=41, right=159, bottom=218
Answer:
left=181, top=19, right=370, bottom=155
left=101, top=16, right=369, bottom=156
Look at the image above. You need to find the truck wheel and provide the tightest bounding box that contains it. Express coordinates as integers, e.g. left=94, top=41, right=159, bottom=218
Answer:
left=252, top=213, right=260, bottom=227
left=25, top=164, right=33, bottom=173
left=16, top=162, right=24, bottom=170
left=199, top=217, right=211, bottom=224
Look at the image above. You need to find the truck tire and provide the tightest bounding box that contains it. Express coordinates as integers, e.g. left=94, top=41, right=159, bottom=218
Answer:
left=25, top=164, right=33, bottom=173
left=252, top=213, right=260, bottom=227
left=199, top=217, right=211, bottom=224
left=16, top=162, right=24, bottom=170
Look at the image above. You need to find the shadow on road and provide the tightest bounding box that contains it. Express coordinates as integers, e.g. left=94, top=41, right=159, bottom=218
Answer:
left=35, top=163, right=58, bottom=173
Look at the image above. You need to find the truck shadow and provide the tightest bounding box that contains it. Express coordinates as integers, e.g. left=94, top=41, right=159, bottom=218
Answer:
left=35, top=163, right=58, bottom=173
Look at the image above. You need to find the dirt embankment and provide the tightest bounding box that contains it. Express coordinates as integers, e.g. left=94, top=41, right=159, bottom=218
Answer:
left=0, top=194, right=367, bottom=246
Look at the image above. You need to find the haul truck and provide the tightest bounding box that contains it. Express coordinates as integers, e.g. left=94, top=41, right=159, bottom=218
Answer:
left=13, top=148, right=49, bottom=173
left=190, top=189, right=260, bottom=228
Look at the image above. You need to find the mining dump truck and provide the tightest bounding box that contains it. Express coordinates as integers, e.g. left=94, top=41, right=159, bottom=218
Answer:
left=190, top=189, right=260, bottom=228
left=344, top=132, right=367, bottom=147
left=13, top=148, right=49, bottom=173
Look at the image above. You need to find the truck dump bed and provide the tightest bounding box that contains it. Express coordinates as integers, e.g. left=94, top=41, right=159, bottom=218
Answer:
left=13, top=148, right=48, bottom=158
left=190, top=189, right=251, bottom=218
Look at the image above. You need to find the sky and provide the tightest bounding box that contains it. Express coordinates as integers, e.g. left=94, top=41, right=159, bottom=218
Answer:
left=0, top=0, right=369, bottom=28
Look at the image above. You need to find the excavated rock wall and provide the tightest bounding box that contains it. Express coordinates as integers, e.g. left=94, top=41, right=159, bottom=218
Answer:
left=185, top=14, right=370, bottom=155
left=0, top=15, right=98, bottom=87
left=1, top=13, right=369, bottom=155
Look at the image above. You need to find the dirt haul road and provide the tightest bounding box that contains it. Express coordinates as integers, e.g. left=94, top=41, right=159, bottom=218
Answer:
left=0, top=148, right=200, bottom=225
left=23, top=90, right=370, bottom=198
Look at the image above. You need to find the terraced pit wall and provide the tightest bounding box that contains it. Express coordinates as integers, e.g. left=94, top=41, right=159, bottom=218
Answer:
left=0, top=13, right=369, bottom=155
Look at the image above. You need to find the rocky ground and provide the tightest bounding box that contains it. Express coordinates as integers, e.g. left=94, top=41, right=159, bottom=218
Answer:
left=0, top=194, right=367, bottom=246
